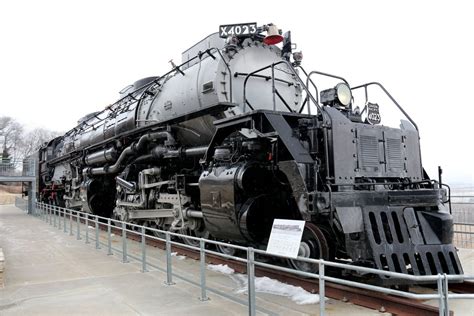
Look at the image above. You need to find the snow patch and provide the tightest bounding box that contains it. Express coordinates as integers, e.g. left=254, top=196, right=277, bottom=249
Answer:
left=233, top=275, right=321, bottom=305
left=207, top=264, right=235, bottom=275
left=205, top=263, right=320, bottom=304
left=170, top=252, right=186, bottom=260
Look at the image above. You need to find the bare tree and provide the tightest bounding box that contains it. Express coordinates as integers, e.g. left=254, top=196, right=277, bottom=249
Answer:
left=0, top=116, right=24, bottom=160
left=1, top=116, right=60, bottom=160
left=18, top=128, right=61, bottom=158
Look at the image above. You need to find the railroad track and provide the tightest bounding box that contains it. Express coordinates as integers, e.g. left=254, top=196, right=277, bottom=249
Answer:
left=449, top=281, right=474, bottom=294
left=101, top=222, right=462, bottom=316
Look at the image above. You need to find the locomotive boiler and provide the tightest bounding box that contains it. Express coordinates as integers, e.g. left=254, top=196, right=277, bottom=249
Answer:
left=36, top=22, right=462, bottom=282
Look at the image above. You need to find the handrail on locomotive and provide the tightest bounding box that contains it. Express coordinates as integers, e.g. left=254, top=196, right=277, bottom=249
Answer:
left=67, top=47, right=232, bottom=141
left=242, top=59, right=418, bottom=132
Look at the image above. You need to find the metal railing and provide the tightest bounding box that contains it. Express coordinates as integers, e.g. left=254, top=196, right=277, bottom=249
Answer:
left=453, top=223, right=474, bottom=249
left=22, top=202, right=474, bottom=316
left=0, top=159, right=36, bottom=177
left=452, top=195, right=474, bottom=249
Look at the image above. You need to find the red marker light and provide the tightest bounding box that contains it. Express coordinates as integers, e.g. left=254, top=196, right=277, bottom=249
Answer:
left=264, top=35, right=284, bottom=45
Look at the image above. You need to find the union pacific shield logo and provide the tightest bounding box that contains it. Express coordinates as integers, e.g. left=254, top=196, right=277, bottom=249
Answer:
left=367, top=103, right=381, bottom=125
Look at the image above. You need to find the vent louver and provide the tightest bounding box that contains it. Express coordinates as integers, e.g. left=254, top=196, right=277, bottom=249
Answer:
left=360, top=135, right=379, bottom=170
left=387, top=138, right=403, bottom=171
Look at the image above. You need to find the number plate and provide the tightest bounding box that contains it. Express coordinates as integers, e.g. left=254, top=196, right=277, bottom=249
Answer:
left=219, top=23, right=257, bottom=38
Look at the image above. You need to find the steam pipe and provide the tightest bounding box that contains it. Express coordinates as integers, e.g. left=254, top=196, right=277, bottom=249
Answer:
left=116, top=176, right=136, bottom=191
left=183, top=146, right=208, bottom=157
left=84, top=131, right=174, bottom=176
left=134, top=131, right=175, bottom=152
left=85, top=147, right=117, bottom=166
left=152, top=145, right=208, bottom=159
left=84, top=146, right=133, bottom=176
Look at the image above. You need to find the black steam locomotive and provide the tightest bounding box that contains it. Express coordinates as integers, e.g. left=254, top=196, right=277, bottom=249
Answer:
left=34, top=22, right=462, bottom=281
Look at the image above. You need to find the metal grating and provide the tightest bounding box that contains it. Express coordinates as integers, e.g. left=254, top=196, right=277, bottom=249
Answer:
left=359, top=135, right=379, bottom=169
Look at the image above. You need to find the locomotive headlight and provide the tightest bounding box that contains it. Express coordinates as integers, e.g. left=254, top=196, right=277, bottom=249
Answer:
left=336, top=83, right=352, bottom=107
left=320, top=82, right=352, bottom=108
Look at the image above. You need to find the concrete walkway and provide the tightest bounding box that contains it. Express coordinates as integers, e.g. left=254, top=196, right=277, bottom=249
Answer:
left=0, top=204, right=443, bottom=316
left=0, top=205, right=256, bottom=315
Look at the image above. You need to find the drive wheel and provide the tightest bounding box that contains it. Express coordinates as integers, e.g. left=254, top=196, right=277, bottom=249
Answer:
left=216, top=243, right=237, bottom=256
left=180, top=227, right=209, bottom=248
left=145, top=220, right=166, bottom=239
left=287, top=223, right=329, bottom=274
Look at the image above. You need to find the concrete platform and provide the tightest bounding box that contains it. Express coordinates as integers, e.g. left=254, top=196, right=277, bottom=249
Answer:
left=0, top=204, right=464, bottom=315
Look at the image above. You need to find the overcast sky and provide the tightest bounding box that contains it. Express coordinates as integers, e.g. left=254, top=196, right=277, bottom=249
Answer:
left=0, top=0, right=473, bottom=185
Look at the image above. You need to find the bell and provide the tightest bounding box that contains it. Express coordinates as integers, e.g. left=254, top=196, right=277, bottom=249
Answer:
left=263, top=24, right=283, bottom=45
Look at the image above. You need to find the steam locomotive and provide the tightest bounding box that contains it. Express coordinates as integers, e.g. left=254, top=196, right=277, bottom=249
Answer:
left=35, top=22, right=462, bottom=282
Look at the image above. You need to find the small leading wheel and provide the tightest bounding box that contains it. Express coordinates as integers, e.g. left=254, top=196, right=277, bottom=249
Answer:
left=287, top=223, right=329, bottom=274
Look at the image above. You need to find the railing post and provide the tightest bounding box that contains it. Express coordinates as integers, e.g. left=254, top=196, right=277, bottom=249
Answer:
left=121, top=221, right=129, bottom=263
left=53, top=206, right=57, bottom=227
left=85, top=214, right=90, bottom=244
left=27, top=182, right=33, bottom=215
left=319, top=260, right=325, bottom=316
left=57, top=207, right=61, bottom=231
left=437, top=274, right=446, bottom=316
left=76, top=212, right=82, bottom=240
left=107, top=219, right=113, bottom=255
left=141, top=226, right=148, bottom=273
left=49, top=205, right=52, bottom=225
left=443, top=273, right=449, bottom=316
left=247, top=247, right=256, bottom=316
left=95, top=216, right=100, bottom=249
left=164, top=232, right=175, bottom=285
left=63, top=208, right=67, bottom=233
left=55, top=206, right=62, bottom=230
left=69, top=210, right=73, bottom=236
left=199, top=238, right=209, bottom=301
